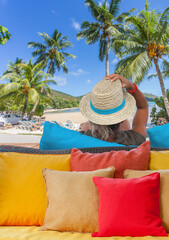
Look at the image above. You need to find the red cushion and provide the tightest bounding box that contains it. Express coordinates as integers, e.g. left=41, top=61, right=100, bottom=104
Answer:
left=92, top=173, right=167, bottom=237
left=71, top=141, right=150, bottom=178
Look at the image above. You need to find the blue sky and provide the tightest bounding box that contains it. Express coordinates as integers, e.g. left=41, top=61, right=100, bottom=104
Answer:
left=0, top=0, right=169, bottom=97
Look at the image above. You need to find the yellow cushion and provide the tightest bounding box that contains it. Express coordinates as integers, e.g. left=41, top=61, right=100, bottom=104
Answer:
left=0, top=152, right=70, bottom=226
left=150, top=151, right=169, bottom=170
left=0, top=226, right=168, bottom=239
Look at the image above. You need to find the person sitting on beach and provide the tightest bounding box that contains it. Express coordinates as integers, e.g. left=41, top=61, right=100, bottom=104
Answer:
left=79, top=73, right=148, bottom=146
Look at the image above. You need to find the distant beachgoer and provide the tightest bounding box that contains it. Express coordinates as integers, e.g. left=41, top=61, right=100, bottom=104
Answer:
left=79, top=73, right=148, bottom=146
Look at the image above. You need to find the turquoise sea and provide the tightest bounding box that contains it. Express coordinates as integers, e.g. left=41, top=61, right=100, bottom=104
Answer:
left=48, top=102, right=156, bottom=125
left=148, top=102, right=156, bottom=125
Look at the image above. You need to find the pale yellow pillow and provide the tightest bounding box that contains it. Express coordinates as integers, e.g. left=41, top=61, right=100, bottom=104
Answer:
left=150, top=151, right=169, bottom=170
left=41, top=167, right=115, bottom=233
left=124, top=169, right=169, bottom=232
left=0, top=152, right=70, bottom=226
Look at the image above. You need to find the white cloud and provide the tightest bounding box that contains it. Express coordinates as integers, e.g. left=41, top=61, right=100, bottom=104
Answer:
left=54, top=76, right=67, bottom=86
left=71, top=19, right=81, bottom=31
left=86, top=79, right=91, bottom=84
left=69, top=68, right=89, bottom=76
left=70, top=63, right=78, bottom=70
left=112, top=58, right=118, bottom=64
left=51, top=9, right=56, bottom=14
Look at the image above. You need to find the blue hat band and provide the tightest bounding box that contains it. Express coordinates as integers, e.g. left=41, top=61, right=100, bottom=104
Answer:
left=90, top=98, right=125, bottom=115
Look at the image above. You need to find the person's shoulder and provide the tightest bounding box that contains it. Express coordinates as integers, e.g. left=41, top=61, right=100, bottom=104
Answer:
left=115, top=129, right=146, bottom=146
left=124, top=129, right=145, bottom=138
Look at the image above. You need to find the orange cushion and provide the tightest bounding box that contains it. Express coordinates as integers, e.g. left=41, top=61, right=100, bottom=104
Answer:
left=70, top=141, right=150, bottom=178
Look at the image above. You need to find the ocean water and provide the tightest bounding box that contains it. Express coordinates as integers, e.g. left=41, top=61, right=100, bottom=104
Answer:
left=148, top=102, right=156, bottom=125
left=53, top=102, right=155, bottom=113
left=49, top=102, right=156, bottom=124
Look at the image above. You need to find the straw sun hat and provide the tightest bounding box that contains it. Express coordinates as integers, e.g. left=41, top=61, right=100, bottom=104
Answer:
left=79, top=78, right=136, bottom=125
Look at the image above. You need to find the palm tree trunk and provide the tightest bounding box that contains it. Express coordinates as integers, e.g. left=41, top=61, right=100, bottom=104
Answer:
left=106, top=37, right=110, bottom=76
left=154, top=57, right=169, bottom=117
left=21, top=94, right=28, bottom=120
left=45, top=59, right=53, bottom=80
left=28, top=99, right=39, bottom=120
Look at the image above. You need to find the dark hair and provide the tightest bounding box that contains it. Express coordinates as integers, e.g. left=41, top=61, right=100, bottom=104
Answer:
left=109, top=123, right=121, bottom=132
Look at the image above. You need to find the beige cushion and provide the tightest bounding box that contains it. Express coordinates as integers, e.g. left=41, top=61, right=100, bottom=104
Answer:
left=41, top=167, right=115, bottom=233
left=124, top=169, right=169, bottom=232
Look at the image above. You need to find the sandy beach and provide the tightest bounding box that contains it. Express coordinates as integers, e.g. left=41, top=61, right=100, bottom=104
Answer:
left=44, top=111, right=88, bottom=124
left=44, top=110, right=135, bottom=128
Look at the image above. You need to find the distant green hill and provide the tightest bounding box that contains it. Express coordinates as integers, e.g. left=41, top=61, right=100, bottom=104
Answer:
left=49, top=89, right=157, bottom=110
left=50, top=90, right=79, bottom=109
left=75, top=92, right=157, bottom=103
left=51, top=89, right=78, bottom=101
left=142, top=93, right=157, bottom=102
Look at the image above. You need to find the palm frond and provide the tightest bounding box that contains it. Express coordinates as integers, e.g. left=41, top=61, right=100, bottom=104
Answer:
left=0, top=72, right=22, bottom=82
left=163, top=45, right=169, bottom=55
left=32, top=49, right=46, bottom=58
left=0, top=91, right=20, bottom=101
left=156, top=21, right=169, bottom=42
left=28, top=88, right=39, bottom=103
left=147, top=73, right=158, bottom=80
left=62, top=65, right=68, bottom=74
left=38, top=32, right=53, bottom=47
left=159, top=7, right=169, bottom=24
left=126, top=16, right=148, bottom=41
left=62, top=52, right=76, bottom=59
left=28, top=42, right=46, bottom=50
left=115, top=52, right=152, bottom=83
left=109, top=0, right=121, bottom=17
left=77, top=22, right=101, bottom=43
left=2, top=83, right=21, bottom=93
left=115, top=8, right=136, bottom=23
left=35, top=79, right=56, bottom=86
left=85, top=0, right=100, bottom=20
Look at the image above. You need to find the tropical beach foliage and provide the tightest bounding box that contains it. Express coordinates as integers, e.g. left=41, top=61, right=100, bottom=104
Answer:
left=148, top=60, right=169, bottom=82
left=28, top=30, right=76, bottom=75
left=0, top=60, right=56, bottom=119
left=3, top=58, right=24, bottom=77
left=113, top=1, right=169, bottom=116
left=77, top=0, right=135, bottom=75
left=51, top=95, right=79, bottom=109
left=0, top=25, right=11, bottom=45
left=150, top=90, right=169, bottom=125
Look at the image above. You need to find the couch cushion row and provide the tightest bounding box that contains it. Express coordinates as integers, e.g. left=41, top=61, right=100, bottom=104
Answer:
left=0, top=226, right=168, bottom=240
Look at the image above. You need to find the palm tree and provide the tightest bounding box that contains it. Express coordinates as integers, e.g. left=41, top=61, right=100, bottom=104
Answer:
left=113, top=2, right=169, bottom=116
left=77, top=0, right=135, bottom=76
left=0, top=25, right=11, bottom=45
left=28, top=30, right=76, bottom=76
left=0, top=60, right=56, bottom=119
left=3, top=58, right=24, bottom=79
left=148, top=60, right=169, bottom=80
